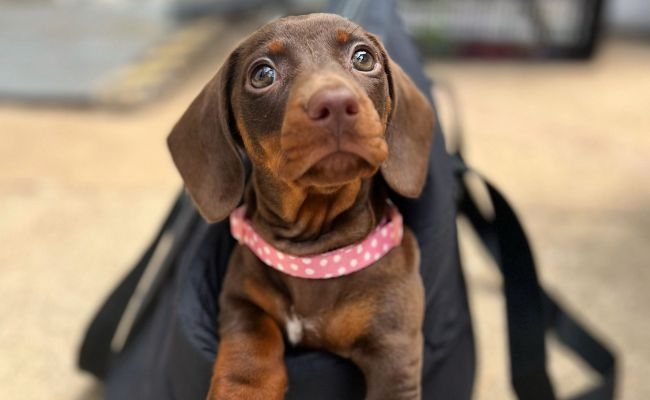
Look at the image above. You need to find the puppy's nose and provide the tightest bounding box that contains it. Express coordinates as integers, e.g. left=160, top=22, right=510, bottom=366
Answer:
left=306, top=87, right=359, bottom=134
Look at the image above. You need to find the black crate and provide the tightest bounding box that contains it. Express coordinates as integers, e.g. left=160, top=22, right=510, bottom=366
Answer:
left=396, top=0, right=605, bottom=59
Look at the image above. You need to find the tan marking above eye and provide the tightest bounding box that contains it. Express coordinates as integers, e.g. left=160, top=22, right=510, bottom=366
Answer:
left=268, top=40, right=284, bottom=55
left=335, top=30, right=349, bottom=44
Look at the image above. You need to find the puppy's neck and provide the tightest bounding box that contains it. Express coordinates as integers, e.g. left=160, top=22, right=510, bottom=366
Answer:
left=244, top=170, right=385, bottom=256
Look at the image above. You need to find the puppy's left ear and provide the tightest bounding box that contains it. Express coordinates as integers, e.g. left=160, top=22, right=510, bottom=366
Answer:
left=380, top=58, right=435, bottom=198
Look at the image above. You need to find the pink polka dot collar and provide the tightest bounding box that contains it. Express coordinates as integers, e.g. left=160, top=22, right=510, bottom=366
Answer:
left=230, top=203, right=404, bottom=279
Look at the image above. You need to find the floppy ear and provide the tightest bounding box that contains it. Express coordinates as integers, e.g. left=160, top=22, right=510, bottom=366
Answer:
left=380, top=59, right=435, bottom=198
left=167, top=52, right=245, bottom=223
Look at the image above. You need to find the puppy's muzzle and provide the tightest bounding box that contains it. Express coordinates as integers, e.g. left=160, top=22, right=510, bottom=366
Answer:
left=278, top=73, right=388, bottom=186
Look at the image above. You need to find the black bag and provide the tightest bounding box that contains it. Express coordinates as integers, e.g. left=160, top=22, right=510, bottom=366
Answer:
left=78, top=1, right=616, bottom=399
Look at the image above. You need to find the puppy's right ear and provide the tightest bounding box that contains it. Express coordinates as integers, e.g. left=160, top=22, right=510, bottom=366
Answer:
left=167, top=52, right=244, bottom=223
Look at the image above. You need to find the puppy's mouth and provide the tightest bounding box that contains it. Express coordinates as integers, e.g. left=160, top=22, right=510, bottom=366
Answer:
left=295, top=151, right=376, bottom=187
left=278, top=134, right=388, bottom=187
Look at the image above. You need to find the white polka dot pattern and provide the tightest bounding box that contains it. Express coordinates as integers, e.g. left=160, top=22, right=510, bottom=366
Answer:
left=230, top=204, right=404, bottom=280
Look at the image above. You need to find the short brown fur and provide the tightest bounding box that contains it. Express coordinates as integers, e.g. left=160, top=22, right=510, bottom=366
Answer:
left=167, top=13, right=435, bottom=400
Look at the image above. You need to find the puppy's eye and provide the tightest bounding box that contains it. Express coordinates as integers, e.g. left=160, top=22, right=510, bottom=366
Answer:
left=351, top=50, right=375, bottom=72
left=251, top=64, right=276, bottom=88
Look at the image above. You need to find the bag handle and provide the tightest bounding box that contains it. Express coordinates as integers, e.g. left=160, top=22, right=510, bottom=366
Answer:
left=453, top=155, right=616, bottom=400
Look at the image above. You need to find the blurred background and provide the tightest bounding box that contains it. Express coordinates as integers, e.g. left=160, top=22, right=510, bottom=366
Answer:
left=0, top=0, right=648, bottom=398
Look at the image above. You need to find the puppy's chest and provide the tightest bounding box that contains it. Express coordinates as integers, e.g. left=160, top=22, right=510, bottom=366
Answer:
left=270, top=248, right=410, bottom=351
left=234, top=226, right=419, bottom=351
left=278, top=281, right=380, bottom=352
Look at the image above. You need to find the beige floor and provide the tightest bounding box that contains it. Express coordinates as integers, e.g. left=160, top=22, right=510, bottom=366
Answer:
left=0, top=30, right=648, bottom=399
left=428, top=39, right=650, bottom=400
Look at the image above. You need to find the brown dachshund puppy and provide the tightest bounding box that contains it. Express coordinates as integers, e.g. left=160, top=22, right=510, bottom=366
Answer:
left=168, top=13, right=434, bottom=400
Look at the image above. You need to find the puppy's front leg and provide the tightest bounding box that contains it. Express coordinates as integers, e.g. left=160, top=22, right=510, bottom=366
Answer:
left=208, top=304, right=287, bottom=400
left=354, top=331, right=424, bottom=400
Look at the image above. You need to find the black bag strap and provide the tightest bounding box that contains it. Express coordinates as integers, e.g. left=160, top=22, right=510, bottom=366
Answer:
left=78, top=191, right=199, bottom=378
left=452, top=155, right=616, bottom=400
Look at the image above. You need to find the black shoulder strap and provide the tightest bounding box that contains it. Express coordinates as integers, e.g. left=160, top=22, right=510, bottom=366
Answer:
left=452, top=155, right=616, bottom=400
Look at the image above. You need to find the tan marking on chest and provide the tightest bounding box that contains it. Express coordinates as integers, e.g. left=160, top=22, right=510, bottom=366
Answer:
left=324, top=299, right=375, bottom=350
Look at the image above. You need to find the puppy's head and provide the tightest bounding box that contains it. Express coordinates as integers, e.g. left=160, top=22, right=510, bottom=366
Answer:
left=168, top=14, right=434, bottom=222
